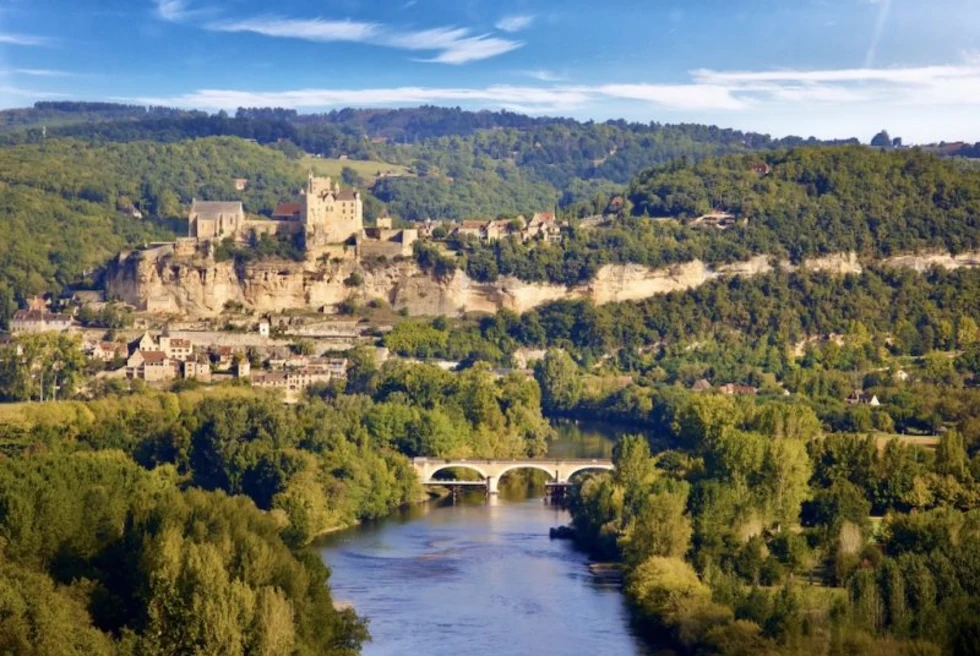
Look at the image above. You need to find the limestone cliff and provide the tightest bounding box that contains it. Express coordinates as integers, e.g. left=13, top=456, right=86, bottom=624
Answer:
left=105, top=249, right=980, bottom=319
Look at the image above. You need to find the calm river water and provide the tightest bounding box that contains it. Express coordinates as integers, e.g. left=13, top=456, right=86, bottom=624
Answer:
left=318, top=420, right=660, bottom=656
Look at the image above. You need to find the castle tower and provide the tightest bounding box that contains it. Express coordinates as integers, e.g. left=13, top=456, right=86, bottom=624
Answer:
left=302, top=171, right=363, bottom=246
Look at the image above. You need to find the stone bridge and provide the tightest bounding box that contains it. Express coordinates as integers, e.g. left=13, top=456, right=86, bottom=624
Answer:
left=412, top=458, right=614, bottom=494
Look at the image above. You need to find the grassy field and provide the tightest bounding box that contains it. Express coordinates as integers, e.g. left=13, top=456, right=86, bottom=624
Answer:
left=872, top=432, right=941, bottom=450
left=300, top=156, right=411, bottom=182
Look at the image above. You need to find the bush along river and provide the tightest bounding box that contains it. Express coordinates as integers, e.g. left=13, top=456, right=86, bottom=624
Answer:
left=318, top=420, right=661, bottom=655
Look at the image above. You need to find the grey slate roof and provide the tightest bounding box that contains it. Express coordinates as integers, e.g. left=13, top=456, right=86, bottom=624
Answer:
left=190, top=200, right=244, bottom=217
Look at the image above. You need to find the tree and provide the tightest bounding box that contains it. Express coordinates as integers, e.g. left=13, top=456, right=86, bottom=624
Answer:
left=534, top=349, right=582, bottom=413
left=291, top=339, right=315, bottom=356
left=871, top=130, right=893, bottom=148
left=935, top=430, right=971, bottom=483
left=340, top=166, right=365, bottom=188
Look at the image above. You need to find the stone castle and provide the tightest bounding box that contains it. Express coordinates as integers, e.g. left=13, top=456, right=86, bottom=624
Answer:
left=185, top=172, right=416, bottom=260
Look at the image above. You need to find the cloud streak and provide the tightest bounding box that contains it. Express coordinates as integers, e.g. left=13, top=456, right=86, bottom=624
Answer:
left=128, top=60, right=980, bottom=118
left=208, top=16, right=522, bottom=64
left=0, top=33, right=51, bottom=46
left=7, top=68, right=71, bottom=77
left=495, top=14, right=535, bottom=33
left=522, top=69, right=568, bottom=82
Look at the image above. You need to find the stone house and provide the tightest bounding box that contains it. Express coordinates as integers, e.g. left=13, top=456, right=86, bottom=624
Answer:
left=91, top=341, right=128, bottom=362
left=127, top=350, right=176, bottom=383
left=158, top=336, right=194, bottom=361
left=182, top=356, right=212, bottom=382
left=11, top=309, right=73, bottom=334
left=718, top=383, right=758, bottom=396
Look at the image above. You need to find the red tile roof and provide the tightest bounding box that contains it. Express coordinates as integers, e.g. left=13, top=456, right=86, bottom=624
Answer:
left=273, top=202, right=302, bottom=218
left=141, top=351, right=168, bottom=364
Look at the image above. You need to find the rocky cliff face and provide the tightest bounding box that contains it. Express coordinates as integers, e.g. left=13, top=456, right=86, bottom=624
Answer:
left=106, top=249, right=980, bottom=318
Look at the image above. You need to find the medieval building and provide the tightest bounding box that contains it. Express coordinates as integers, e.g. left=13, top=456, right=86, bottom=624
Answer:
left=183, top=173, right=421, bottom=261
left=302, top=173, right=364, bottom=253
left=188, top=201, right=245, bottom=241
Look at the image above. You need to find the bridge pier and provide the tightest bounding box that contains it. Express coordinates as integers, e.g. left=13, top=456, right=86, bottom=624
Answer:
left=487, top=476, right=498, bottom=495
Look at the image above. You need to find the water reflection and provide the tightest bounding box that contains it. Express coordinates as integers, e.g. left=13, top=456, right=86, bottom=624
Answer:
left=320, top=492, right=653, bottom=656
left=317, top=421, right=662, bottom=656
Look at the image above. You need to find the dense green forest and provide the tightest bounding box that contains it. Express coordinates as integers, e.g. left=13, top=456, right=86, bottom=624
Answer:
left=441, top=146, right=980, bottom=285
left=0, top=356, right=553, bottom=652
left=566, top=418, right=980, bottom=654
left=0, top=102, right=857, bottom=221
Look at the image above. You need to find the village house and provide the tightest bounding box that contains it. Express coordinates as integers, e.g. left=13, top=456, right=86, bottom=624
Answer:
left=251, top=368, right=331, bottom=393
left=847, top=389, right=881, bottom=406
left=307, top=357, right=349, bottom=378
left=10, top=298, right=73, bottom=334
left=690, top=212, right=739, bottom=230
left=158, top=336, right=194, bottom=361
left=127, top=350, right=176, bottom=383
left=211, top=346, right=238, bottom=371
left=691, top=379, right=712, bottom=392
left=182, top=356, right=212, bottom=383
left=128, top=332, right=195, bottom=362
left=718, top=383, right=759, bottom=396
left=525, top=212, right=564, bottom=243
left=90, top=341, right=128, bottom=362
left=235, top=358, right=251, bottom=379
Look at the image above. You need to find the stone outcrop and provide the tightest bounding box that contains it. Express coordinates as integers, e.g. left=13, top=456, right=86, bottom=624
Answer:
left=106, top=249, right=980, bottom=319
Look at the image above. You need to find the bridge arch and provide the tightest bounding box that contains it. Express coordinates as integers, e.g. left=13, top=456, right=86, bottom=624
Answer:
left=494, top=464, right=557, bottom=481
left=565, top=464, right=615, bottom=480
left=424, top=464, right=489, bottom=483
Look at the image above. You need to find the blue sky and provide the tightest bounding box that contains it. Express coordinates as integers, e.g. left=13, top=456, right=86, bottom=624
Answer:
left=2, top=0, right=980, bottom=141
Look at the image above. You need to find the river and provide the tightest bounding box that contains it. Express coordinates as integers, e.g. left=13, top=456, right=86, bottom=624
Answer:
left=318, top=420, right=659, bottom=656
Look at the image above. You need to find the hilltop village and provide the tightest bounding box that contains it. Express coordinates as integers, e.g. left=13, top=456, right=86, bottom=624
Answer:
left=1, top=173, right=571, bottom=400
left=162, top=171, right=566, bottom=262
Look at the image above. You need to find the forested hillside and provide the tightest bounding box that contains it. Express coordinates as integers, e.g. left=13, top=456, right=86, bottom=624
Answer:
left=0, top=137, right=304, bottom=303
left=0, top=102, right=855, bottom=208
left=444, top=146, right=980, bottom=285
left=628, top=146, right=980, bottom=258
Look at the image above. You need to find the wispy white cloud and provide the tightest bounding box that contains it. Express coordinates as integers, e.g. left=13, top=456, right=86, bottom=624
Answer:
left=0, top=33, right=52, bottom=46
left=154, top=0, right=215, bottom=23
left=522, top=69, right=568, bottom=82
left=207, top=17, right=522, bottom=64
left=8, top=68, right=71, bottom=77
left=213, top=17, right=380, bottom=42
left=155, top=0, right=190, bottom=21
left=127, top=59, right=980, bottom=134
left=495, top=14, right=535, bottom=33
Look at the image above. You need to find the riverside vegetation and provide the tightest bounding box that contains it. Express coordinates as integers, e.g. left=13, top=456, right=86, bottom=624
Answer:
left=0, top=361, right=553, bottom=654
